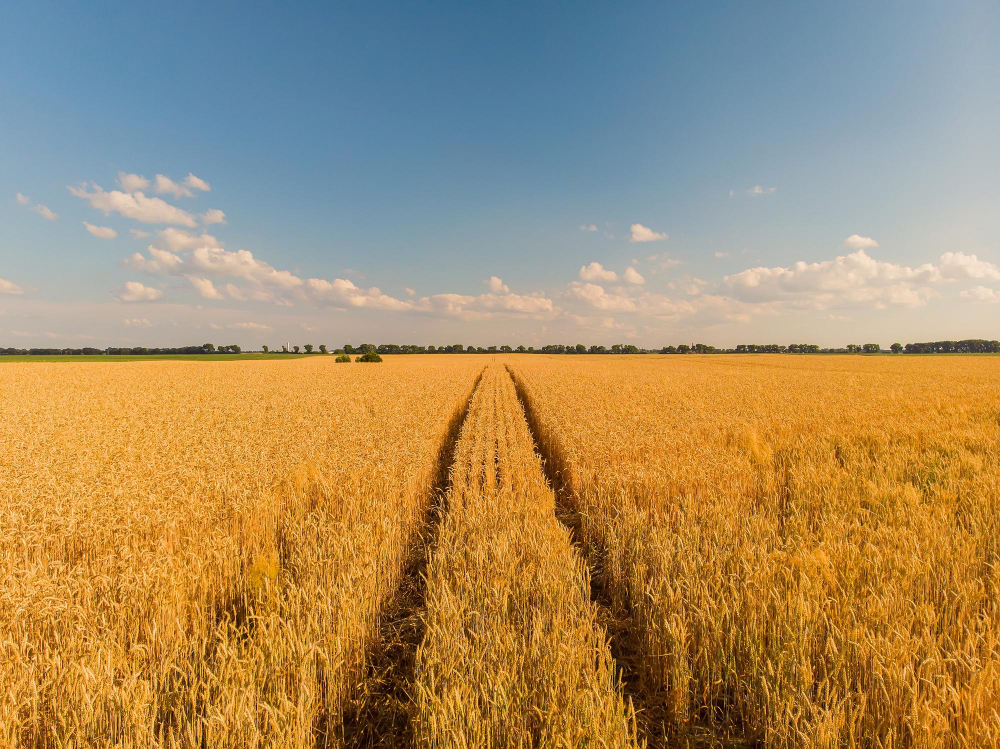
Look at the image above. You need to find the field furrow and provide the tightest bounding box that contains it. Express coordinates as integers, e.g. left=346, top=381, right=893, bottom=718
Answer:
left=414, top=363, right=638, bottom=748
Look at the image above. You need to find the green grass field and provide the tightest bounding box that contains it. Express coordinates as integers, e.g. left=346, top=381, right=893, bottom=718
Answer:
left=0, top=353, right=310, bottom=363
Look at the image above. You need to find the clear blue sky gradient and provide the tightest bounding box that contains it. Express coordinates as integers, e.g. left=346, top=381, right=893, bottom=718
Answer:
left=2, top=1, right=998, bottom=347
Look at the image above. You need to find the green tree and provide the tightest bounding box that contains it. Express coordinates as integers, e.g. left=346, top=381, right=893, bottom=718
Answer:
left=500, top=345, right=512, bottom=353
left=319, top=344, right=328, bottom=354
left=891, top=342, right=903, bottom=353
left=304, top=344, right=314, bottom=354
left=863, top=343, right=880, bottom=353
left=293, top=345, right=301, bottom=354
left=262, top=345, right=269, bottom=353
left=357, top=351, right=382, bottom=363
left=335, top=353, right=351, bottom=363
left=846, top=344, right=862, bottom=353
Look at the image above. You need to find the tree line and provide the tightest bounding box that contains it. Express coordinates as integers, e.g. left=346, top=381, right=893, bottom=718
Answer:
left=2, top=338, right=997, bottom=357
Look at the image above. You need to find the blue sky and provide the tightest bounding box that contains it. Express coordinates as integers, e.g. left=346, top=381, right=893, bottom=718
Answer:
left=2, top=0, right=999, bottom=348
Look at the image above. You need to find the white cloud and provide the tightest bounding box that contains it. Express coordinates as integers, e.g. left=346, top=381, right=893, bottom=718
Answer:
left=16, top=193, right=59, bottom=220
left=938, top=251, right=1000, bottom=281
left=579, top=224, right=598, bottom=232
left=960, top=285, right=1000, bottom=302
left=201, top=209, right=226, bottom=225
left=33, top=204, right=59, bottom=221
left=154, top=174, right=195, bottom=198
left=568, top=282, right=638, bottom=311
left=187, top=276, right=224, bottom=300
left=130, top=229, right=150, bottom=238
left=714, top=251, right=730, bottom=258
left=422, top=289, right=556, bottom=319
left=844, top=234, right=879, bottom=250
left=403, top=287, right=416, bottom=296
left=160, top=227, right=221, bottom=252
left=224, top=283, right=246, bottom=301
left=630, top=223, right=668, bottom=242
left=230, top=322, right=272, bottom=331
left=306, top=278, right=412, bottom=310
left=69, top=182, right=197, bottom=226
left=184, top=174, right=211, bottom=192
left=122, top=317, right=152, bottom=327
left=83, top=222, right=117, bottom=239
left=117, top=172, right=150, bottom=192
left=623, top=267, right=645, bottom=285
left=114, top=281, right=163, bottom=302
left=190, top=247, right=303, bottom=288
left=0, top=278, right=24, bottom=295
left=488, top=276, right=510, bottom=293
left=747, top=185, right=777, bottom=197
left=123, top=246, right=184, bottom=274
left=579, top=262, right=618, bottom=282
left=723, top=249, right=942, bottom=309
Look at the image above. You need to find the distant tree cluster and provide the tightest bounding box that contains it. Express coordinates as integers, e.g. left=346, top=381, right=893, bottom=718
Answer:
left=903, top=339, right=1000, bottom=354
left=0, top=343, right=241, bottom=356
left=4, top=338, right=998, bottom=357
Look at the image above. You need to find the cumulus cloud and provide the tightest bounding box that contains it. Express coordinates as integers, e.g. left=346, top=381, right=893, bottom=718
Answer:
left=579, top=262, right=618, bottom=282
left=33, top=204, right=59, bottom=221
left=488, top=276, right=510, bottom=293
left=150, top=173, right=209, bottom=198
left=844, top=234, right=879, bottom=250
left=118, top=172, right=150, bottom=192
left=69, top=182, right=197, bottom=226
left=123, top=246, right=184, bottom=273
left=187, top=276, right=224, bottom=300
left=122, top=317, right=152, bottom=327
left=630, top=223, right=668, bottom=242
left=114, top=281, right=163, bottom=302
left=403, top=287, right=416, bottom=296
left=201, top=209, right=226, bottom=225
left=230, top=322, right=271, bottom=331
left=579, top=224, right=598, bottom=232
left=623, top=267, right=645, bottom=285
left=224, top=283, right=246, bottom=300
left=306, top=278, right=413, bottom=311
left=938, top=251, right=1000, bottom=281
left=160, top=227, right=221, bottom=252
left=723, top=249, right=942, bottom=309
left=714, top=251, right=729, bottom=258
left=130, top=229, right=150, bottom=238
left=184, top=174, right=211, bottom=192
left=747, top=185, right=777, bottom=197
left=0, top=278, right=24, bottom=295
left=568, top=282, right=638, bottom=311
left=960, top=285, right=1000, bottom=302
left=191, top=247, right=303, bottom=288
left=83, top=222, right=117, bottom=239
left=16, top=192, right=59, bottom=220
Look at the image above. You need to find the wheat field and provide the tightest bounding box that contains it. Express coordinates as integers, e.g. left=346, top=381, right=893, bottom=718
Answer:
left=2, top=354, right=998, bottom=747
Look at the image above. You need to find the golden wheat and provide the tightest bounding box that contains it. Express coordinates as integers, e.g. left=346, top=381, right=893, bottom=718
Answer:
left=509, top=354, right=1000, bottom=747
left=0, top=356, right=482, bottom=748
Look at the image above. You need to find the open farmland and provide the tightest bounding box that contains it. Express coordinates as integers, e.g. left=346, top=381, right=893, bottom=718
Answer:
left=510, top=355, right=1000, bottom=746
left=2, top=354, right=999, bottom=747
left=0, top=356, right=483, bottom=747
